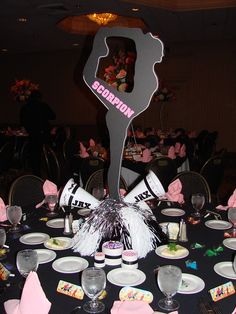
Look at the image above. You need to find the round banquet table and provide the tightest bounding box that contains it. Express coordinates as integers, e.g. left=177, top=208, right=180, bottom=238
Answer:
left=0, top=203, right=235, bottom=314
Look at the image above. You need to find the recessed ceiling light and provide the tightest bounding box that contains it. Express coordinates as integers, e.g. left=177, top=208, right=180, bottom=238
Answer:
left=132, top=8, right=139, bottom=12
left=72, top=43, right=79, bottom=46
left=1, top=48, right=8, bottom=52
left=18, top=17, right=27, bottom=22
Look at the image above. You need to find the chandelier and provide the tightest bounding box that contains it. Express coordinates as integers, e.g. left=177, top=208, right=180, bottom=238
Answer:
left=87, top=13, right=118, bottom=26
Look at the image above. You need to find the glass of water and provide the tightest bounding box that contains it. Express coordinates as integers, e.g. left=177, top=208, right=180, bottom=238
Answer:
left=81, top=267, right=106, bottom=313
left=6, top=206, right=22, bottom=232
left=157, top=265, right=182, bottom=311
left=17, top=249, right=38, bottom=278
left=191, top=193, right=205, bottom=218
left=45, top=194, right=58, bottom=217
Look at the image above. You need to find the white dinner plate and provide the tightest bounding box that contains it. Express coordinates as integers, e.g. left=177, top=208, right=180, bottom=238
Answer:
left=52, top=256, right=89, bottom=273
left=205, top=220, right=232, bottom=230
left=178, top=273, right=205, bottom=294
left=161, top=208, right=185, bottom=217
left=34, top=249, right=57, bottom=264
left=46, top=218, right=64, bottom=229
left=223, top=238, right=236, bottom=250
left=77, top=208, right=92, bottom=217
left=44, top=237, right=72, bottom=250
left=107, top=268, right=146, bottom=287
left=214, top=262, right=236, bottom=280
left=155, top=245, right=189, bottom=259
left=19, top=232, right=50, bottom=245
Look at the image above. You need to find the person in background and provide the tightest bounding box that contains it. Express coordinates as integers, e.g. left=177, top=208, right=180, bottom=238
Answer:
left=20, top=90, right=56, bottom=176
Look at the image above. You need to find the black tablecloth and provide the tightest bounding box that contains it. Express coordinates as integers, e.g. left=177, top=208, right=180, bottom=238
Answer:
left=1, top=205, right=235, bottom=314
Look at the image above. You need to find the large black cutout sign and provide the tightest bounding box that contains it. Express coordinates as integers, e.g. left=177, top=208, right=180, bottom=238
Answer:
left=83, top=27, right=164, bottom=201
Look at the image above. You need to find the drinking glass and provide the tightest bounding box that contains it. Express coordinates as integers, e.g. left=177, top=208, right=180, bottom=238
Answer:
left=228, top=207, right=236, bottom=236
left=157, top=265, right=182, bottom=311
left=233, top=254, right=236, bottom=274
left=6, top=206, right=22, bottom=232
left=81, top=267, right=106, bottom=313
left=92, top=187, right=104, bottom=201
left=0, top=228, right=6, bottom=248
left=45, top=194, right=58, bottom=217
left=17, top=249, right=38, bottom=288
left=191, top=193, right=205, bottom=218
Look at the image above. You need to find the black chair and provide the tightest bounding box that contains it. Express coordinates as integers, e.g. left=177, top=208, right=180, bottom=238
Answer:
left=8, top=174, right=44, bottom=212
left=200, top=155, right=224, bottom=203
left=42, top=145, right=61, bottom=185
left=146, top=156, right=177, bottom=191
left=0, top=141, right=15, bottom=174
left=62, top=138, right=79, bottom=162
left=79, top=157, right=105, bottom=187
left=85, top=169, right=128, bottom=197
left=172, top=171, right=211, bottom=207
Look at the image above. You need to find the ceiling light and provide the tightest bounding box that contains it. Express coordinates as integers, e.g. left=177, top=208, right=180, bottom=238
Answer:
left=132, top=8, right=139, bottom=11
left=72, top=43, right=79, bottom=46
left=87, top=13, right=118, bottom=26
left=18, top=17, right=27, bottom=22
left=1, top=48, right=8, bottom=52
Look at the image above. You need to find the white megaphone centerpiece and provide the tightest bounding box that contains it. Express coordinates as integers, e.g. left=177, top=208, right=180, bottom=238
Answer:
left=124, top=170, right=165, bottom=204
left=59, top=178, right=100, bottom=209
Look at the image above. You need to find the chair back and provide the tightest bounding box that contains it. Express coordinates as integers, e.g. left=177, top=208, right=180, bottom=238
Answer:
left=200, top=155, right=224, bottom=197
left=0, top=141, right=15, bottom=173
left=85, top=169, right=128, bottom=196
left=42, top=145, right=61, bottom=185
left=79, top=157, right=105, bottom=187
left=146, top=156, right=177, bottom=191
left=173, top=171, right=211, bottom=207
left=8, top=174, right=44, bottom=212
left=62, top=139, right=79, bottom=162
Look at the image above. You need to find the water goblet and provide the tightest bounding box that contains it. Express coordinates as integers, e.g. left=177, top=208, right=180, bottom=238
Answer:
left=81, top=267, right=106, bottom=313
left=92, top=187, right=104, bottom=201
left=6, top=206, right=22, bottom=232
left=0, top=228, right=7, bottom=260
left=45, top=194, right=58, bottom=217
left=157, top=265, right=182, bottom=311
left=228, top=207, right=236, bottom=237
left=16, top=249, right=38, bottom=288
left=191, top=193, right=205, bottom=218
left=233, top=254, right=236, bottom=274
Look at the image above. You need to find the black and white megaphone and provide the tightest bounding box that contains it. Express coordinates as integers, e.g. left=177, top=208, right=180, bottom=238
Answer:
left=59, top=178, right=100, bottom=209
left=124, top=170, right=165, bottom=204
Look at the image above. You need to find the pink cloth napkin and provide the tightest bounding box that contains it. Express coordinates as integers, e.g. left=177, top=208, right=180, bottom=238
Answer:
left=232, top=306, right=236, bottom=314
left=168, top=146, right=176, bottom=159
left=174, top=142, right=181, bottom=154
left=110, top=300, right=153, bottom=314
left=4, top=271, right=51, bottom=314
left=142, top=148, right=152, bottom=163
left=165, top=179, right=184, bottom=204
left=104, top=188, right=126, bottom=198
left=0, top=197, right=7, bottom=222
left=89, top=138, right=96, bottom=147
left=216, top=188, right=236, bottom=210
left=79, top=142, right=89, bottom=158
left=35, top=180, right=57, bottom=208
left=179, top=144, right=186, bottom=158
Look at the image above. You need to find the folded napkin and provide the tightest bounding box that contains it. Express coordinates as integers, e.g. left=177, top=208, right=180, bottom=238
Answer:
left=89, top=138, right=96, bottom=147
left=0, top=197, right=7, bottom=222
left=216, top=188, right=236, bottom=210
left=110, top=300, right=153, bottom=314
left=165, top=179, right=184, bottom=204
left=174, top=142, right=181, bottom=154
left=168, top=146, right=176, bottom=159
left=35, top=180, right=58, bottom=208
left=141, top=148, right=153, bottom=163
left=4, top=271, right=51, bottom=314
left=232, top=306, right=236, bottom=314
left=79, top=142, right=89, bottom=158
left=179, top=144, right=186, bottom=158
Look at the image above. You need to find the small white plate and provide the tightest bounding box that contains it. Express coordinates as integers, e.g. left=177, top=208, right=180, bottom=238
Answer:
left=107, top=268, right=146, bottom=287
left=46, top=218, right=64, bottom=229
left=178, top=273, right=205, bottom=294
left=214, top=261, right=236, bottom=279
left=161, top=208, right=185, bottom=217
left=205, top=220, right=232, bottom=230
left=155, top=245, right=189, bottom=259
left=20, top=233, right=50, bottom=245
left=44, top=237, right=72, bottom=250
left=223, top=238, right=236, bottom=250
left=52, top=256, right=89, bottom=273
left=77, top=208, right=91, bottom=217
left=34, top=249, right=57, bottom=264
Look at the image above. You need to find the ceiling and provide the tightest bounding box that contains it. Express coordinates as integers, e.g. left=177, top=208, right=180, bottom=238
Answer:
left=1, top=0, right=236, bottom=55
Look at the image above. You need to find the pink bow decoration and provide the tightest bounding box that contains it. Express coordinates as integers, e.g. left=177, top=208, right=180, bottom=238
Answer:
left=4, top=272, right=51, bottom=314
left=79, top=142, right=89, bottom=158
left=35, top=180, right=57, bottom=208
left=165, top=179, right=184, bottom=204
left=179, top=144, right=186, bottom=158
left=110, top=300, right=153, bottom=314
left=141, top=148, right=153, bottom=163
left=168, top=146, right=176, bottom=159
left=89, top=138, right=96, bottom=147
left=216, top=188, right=236, bottom=211
left=232, top=306, right=236, bottom=314
left=0, top=197, right=7, bottom=222
left=174, top=142, right=181, bottom=154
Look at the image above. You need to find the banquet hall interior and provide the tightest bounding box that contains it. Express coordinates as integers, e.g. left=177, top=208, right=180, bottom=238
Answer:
left=0, top=2, right=236, bottom=313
